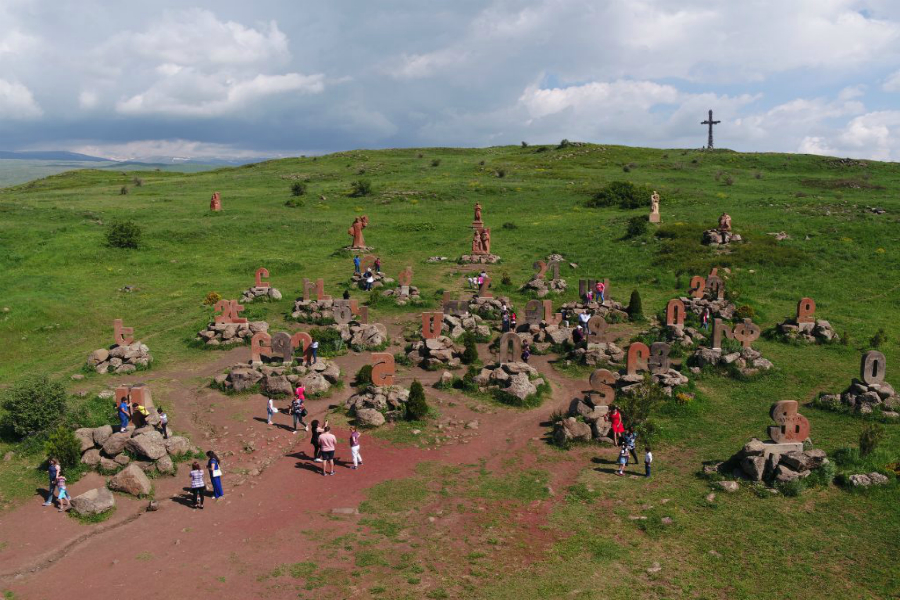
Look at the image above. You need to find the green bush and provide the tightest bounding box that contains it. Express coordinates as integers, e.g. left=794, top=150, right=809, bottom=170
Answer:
left=1, top=374, right=68, bottom=439
left=310, top=327, right=344, bottom=357
left=350, top=179, right=373, bottom=197
left=501, top=222, right=517, bottom=230
left=284, top=198, right=305, bottom=208
left=290, top=182, right=307, bottom=196
left=870, top=328, right=887, bottom=348
left=354, top=364, right=373, bottom=387
left=461, top=333, right=479, bottom=365
left=859, top=422, right=884, bottom=457
left=626, top=215, right=648, bottom=238
left=406, top=380, right=428, bottom=420
left=106, top=220, right=142, bottom=249
left=45, top=426, right=81, bottom=470
left=617, top=375, right=665, bottom=430
left=558, top=139, right=572, bottom=149
left=586, top=181, right=650, bottom=209
left=430, top=159, right=441, bottom=167
left=119, top=186, right=129, bottom=195
left=736, top=305, right=756, bottom=319
left=627, top=290, right=643, bottom=319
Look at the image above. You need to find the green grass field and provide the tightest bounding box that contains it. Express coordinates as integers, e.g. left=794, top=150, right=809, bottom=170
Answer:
left=1, top=143, right=898, bottom=598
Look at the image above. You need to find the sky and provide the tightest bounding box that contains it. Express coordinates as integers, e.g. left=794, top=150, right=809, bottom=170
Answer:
left=3, top=0, right=900, bottom=161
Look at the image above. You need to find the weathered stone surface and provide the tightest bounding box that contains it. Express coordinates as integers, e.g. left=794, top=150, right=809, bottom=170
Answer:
left=74, top=428, right=95, bottom=453
left=505, top=373, right=537, bottom=401
left=741, top=456, right=766, bottom=481
left=88, top=348, right=110, bottom=366
left=102, top=432, right=131, bottom=456
left=717, top=481, right=740, bottom=492
left=109, top=463, right=153, bottom=496
left=155, top=454, right=176, bottom=475
left=774, top=464, right=810, bottom=483
left=355, top=408, right=386, bottom=428
left=81, top=448, right=101, bottom=466
left=114, top=453, right=130, bottom=466
left=553, top=417, right=592, bottom=445
left=92, top=424, right=113, bottom=445
left=164, top=436, right=192, bottom=456
left=127, top=431, right=167, bottom=460
left=261, top=374, right=293, bottom=396
left=70, top=487, right=116, bottom=516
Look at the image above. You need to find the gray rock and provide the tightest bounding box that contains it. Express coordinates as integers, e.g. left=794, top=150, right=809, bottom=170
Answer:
left=102, top=432, right=131, bottom=456
left=300, top=372, right=330, bottom=395
left=81, top=448, right=101, bottom=466
left=127, top=431, right=167, bottom=460
left=775, top=464, right=810, bottom=483
left=164, top=436, right=192, bottom=456
left=262, top=374, right=293, bottom=396
left=742, top=438, right=765, bottom=457
left=553, top=417, right=592, bottom=445
left=99, top=457, right=120, bottom=472
left=155, top=454, right=176, bottom=475
left=114, top=453, right=131, bottom=466
left=92, top=424, right=113, bottom=445
left=505, top=372, right=537, bottom=401
left=355, top=408, right=386, bottom=427
left=70, top=487, right=116, bottom=516
left=74, top=428, right=96, bottom=453
left=741, top=456, right=766, bottom=481
left=109, top=463, right=153, bottom=496
left=717, top=481, right=740, bottom=492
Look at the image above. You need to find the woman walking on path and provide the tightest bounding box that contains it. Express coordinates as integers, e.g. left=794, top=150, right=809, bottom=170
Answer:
left=206, top=451, right=224, bottom=501
left=349, top=426, right=363, bottom=470
left=310, top=419, right=324, bottom=462
left=43, top=458, right=60, bottom=507
left=701, top=307, right=711, bottom=330
left=318, top=425, right=337, bottom=476
left=266, top=397, right=277, bottom=426
left=189, top=461, right=205, bottom=509
left=606, top=405, right=625, bottom=447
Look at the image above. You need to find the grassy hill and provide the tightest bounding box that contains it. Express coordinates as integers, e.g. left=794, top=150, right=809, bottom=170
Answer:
left=0, top=143, right=898, bottom=598
left=0, top=159, right=222, bottom=187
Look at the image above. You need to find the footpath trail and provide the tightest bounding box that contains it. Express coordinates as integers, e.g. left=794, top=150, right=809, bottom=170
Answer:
left=0, top=316, right=602, bottom=599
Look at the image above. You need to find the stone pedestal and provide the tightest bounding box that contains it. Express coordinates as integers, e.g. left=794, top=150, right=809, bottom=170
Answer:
left=649, top=213, right=660, bottom=223
left=761, top=441, right=803, bottom=459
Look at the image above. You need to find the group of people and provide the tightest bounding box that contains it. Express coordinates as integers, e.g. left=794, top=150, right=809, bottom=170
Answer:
left=353, top=255, right=381, bottom=291
left=467, top=270, right=489, bottom=289
left=581, top=280, right=606, bottom=304
left=187, top=451, right=225, bottom=509
left=117, top=396, right=168, bottom=438
left=606, top=406, right=652, bottom=477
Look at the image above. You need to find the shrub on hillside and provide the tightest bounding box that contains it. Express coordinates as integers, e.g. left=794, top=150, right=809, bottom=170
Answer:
left=495, top=169, right=506, bottom=178
left=310, top=327, right=344, bottom=357
left=430, top=159, right=441, bottom=167
left=45, top=426, right=81, bottom=470
left=203, top=291, right=222, bottom=306
left=870, top=328, right=887, bottom=348
left=354, top=364, right=373, bottom=387
left=291, top=182, right=307, bottom=196
left=859, top=422, right=884, bottom=457
left=406, top=380, right=428, bottom=421
left=558, top=139, right=572, bottom=149
left=626, top=215, right=648, bottom=238
left=106, top=220, right=142, bottom=249
left=735, top=305, right=755, bottom=319
left=132, top=177, right=143, bottom=187
left=350, top=179, right=373, bottom=197
left=627, top=290, right=643, bottom=320
left=586, top=181, right=650, bottom=209
left=119, top=186, right=129, bottom=195
left=617, top=375, right=665, bottom=430
left=1, top=374, right=67, bottom=439
left=461, top=333, right=479, bottom=365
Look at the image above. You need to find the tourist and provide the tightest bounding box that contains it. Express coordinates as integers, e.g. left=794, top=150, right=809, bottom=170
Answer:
left=55, top=472, right=70, bottom=513
left=43, top=458, right=60, bottom=507
left=318, top=425, right=337, bottom=476
left=586, top=289, right=593, bottom=303
left=365, top=271, right=375, bottom=291
left=597, top=281, right=606, bottom=303
left=310, top=419, right=324, bottom=461
left=290, top=395, right=307, bottom=433
left=374, top=257, right=381, bottom=273
left=157, top=407, right=168, bottom=439
left=189, top=461, right=205, bottom=509
left=509, top=311, right=517, bottom=331
left=353, top=254, right=361, bottom=274
left=476, top=273, right=484, bottom=288
left=311, top=339, right=319, bottom=364
left=206, top=451, right=224, bottom=501
left=624, top=427, right=638, bottom=465
left=578, top=311, right=590, bottom=332
left=132, top=401, right=150, bottom=428
left=521, top=341, right=531, bottom=363
left=501, top=311, right=510, bottom=332
left=266, top=396, right=277, bottom=426
left=616, top=445, right=628, bottom=476
left=701, top=307, right=711, bottom=330
left=468, top=276, right=477, bottom=289
left=572, top=325, right=584, bottom=345
left=644, top=446, right=653, bottom=478
left=117, top=396, right=131, bottom=433
left=606, top=405, right=625, bottom=446
left=349, top=425, right=363, bottom=470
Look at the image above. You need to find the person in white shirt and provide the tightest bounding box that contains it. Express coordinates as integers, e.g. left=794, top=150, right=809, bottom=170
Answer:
left=645, top=447, right=653, bottom=478
left=266, top=397, right=277, bottom=426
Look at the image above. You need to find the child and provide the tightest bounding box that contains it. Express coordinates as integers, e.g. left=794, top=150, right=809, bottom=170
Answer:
left=157, top=407, right=169, bottom=439
left=266, top=397, right=277, bottom=426
left=701, top=307, right=711, bottom=330
left=56, top=472, right=70, bottom=512
left=521, top=341, right=531, bottom=363
left=349, top=426, right=363, bottom=470
left=117, top=397, right=131, bottom=433
left=616, top=445, right=628, bottom=476
left=645, top=446, right=653, bottom=478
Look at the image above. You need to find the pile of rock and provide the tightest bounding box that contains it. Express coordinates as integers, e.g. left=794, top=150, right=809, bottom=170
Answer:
left=691, top=346, right=773, bottom=376
left=468, top=295, right=512, bottom=319
left=711, top=438, right=829, bottom=485
left=196, top=321, right=268, bottom=346
left=241, top=286, right=282, bottom=303
left=215, top=359, right=341, bottom=396
left=459, top=253, right=501, bottom=264
left=680, top=295, right=736, bottom=320
left=471, top=362, right=546, bottom=402
left=381, top=285, right=421, bottom=305
left=616, top=369, right=690, bottom=396
left=351, top=271, right=391, bottom=290
left=665, top=325, right=707, bottom=348
left=407, top=336, right=464, bottom=369
left=848, top=472, right=890, bottom=487
left=443, top=313, right=491, bottom=339
left=427, top=256, right=448, bottom=263
left=561, top=301, right=630, bottom=323
left=775, top=318, right=837, bottom=343
left=334, top=322, right=388, bottom=350
left=520, top=277, right=567, bottom=298
left=345, top=385, right=411, bottom=426
left=291, top=297, right=335, bottom=323
left=87, top=343, right=153, bottom=375
left=77, top=423, right=195, bottom=482
left=817, top=380, right=898, bottom=416
left=570, top=341, right=625, bottom=367
left=701, top=229, right=742, bottom=245
left=556, top=397, right=613, bottom=445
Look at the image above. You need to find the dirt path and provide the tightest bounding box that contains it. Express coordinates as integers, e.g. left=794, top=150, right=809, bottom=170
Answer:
left=0, top=314, right=608, bottom=599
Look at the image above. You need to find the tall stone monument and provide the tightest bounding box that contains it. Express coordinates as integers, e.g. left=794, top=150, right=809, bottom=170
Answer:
left=649, top=191, right=660, bottom=223
left=460, top=202, right=500, bottom=263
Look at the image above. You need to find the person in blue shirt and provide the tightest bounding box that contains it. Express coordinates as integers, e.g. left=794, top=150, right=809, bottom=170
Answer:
left=118, top=398, right=131, bottom=433
left=623, top=427, right=638, bottom=465
left=43, top=458, right=59, bottom=506
left=353, top=255, right=361, bottom=274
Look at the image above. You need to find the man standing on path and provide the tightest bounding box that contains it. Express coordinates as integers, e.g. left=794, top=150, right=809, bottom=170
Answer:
left=318, top=426, right=337, bottom=476
left=353, top=255, right=361, bottom=274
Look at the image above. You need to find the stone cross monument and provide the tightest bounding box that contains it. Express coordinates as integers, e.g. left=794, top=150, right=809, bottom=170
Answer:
left=701, top=109, right=721, bottom=149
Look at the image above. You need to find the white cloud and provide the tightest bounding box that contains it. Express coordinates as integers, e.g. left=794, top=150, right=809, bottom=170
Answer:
left=519, top=80, right=681, bottom=119
left=68, top=139, right=277, bottom=161
left=0, top=29, right=38, bottom=57
left=0, top=78, right=42, bottom=118
left=78, top=90, right=98, bottom=109
left=882, top=69, right=900, bottom=91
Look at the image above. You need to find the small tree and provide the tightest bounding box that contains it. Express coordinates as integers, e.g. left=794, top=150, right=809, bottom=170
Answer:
left=617, top=375, right=665, bottom=430
left=626, top=215, right=648, bottom=238
left=132, top=176, right=144, bottom=187
left=45, top=426, right=81, bottom=470
left=870, top=328, right=887, bottom=348
left=627, top=290, right=643, bottom=320
left=106, top=220, right=142, bottom=249
left=350, top=179, right=372, bottom=197
left=1, top=374, right=67, bottom=439
left=354, top=364, right=373, bottom=387
left=461, top=333, right=479, bottom=364
left=291, top=182, right=307, bottom=196
left=430, top=159, right=441, bottom=167
left=406, top=380, right=428, bottom=421
left=119, top=186, right=129, bottom=195
left=859, top=422, right=884, bottom=457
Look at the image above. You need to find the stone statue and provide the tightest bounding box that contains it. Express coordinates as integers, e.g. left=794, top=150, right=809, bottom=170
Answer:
left=718, top=212, right=732, bottom=232
left=480, top=228, right=491, bottom=254
left=649, top=191, right=660, bottom=223
left=348, top=216, right=369, bottom=248
left=472, top=229, right=483, bottom=254
left=210, top=192, right=221, bottom=212
left=474, top=202, right=483, bottom=223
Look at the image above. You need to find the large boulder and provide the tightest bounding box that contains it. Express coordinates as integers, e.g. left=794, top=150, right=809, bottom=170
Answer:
left=88, top=348, right=110, bottom=366
left=74, top=428, right=95, bottom=453
left=505, top=373, right=537, bottom=401
left=92, top=424, right=113, bottom=445
left=229, top=368, right=263, bottom=392
left=261, top=374, right=293, bottom=396
left=553, top=417, right=592, bottom=445
left=101, top=432, right=131, bottom=456
left=741, top=456, right=766, bottom=481
left=81, top=448, right=101, bottom=467
left=355, top=408, right=386, bottom=428
left=300, top=372, right=330, bottom=395
left=155, top=454, right=176, bottom=475
left=109, top=463, right=153, bottom=497
left=70, top=487, right=116, bottom=516
left=127, top=431, right=167, bottom=460
left=164, top=436, right=192, bottom=456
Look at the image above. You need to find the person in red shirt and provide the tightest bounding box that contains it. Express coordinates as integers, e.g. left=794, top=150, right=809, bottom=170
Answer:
left=606, top=405, right=625, bottom=446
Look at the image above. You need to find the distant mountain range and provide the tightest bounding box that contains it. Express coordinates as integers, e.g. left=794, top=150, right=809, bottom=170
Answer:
left=0, top=150, right=110, bottom=162
left=0, top=150, right=271, bottom=166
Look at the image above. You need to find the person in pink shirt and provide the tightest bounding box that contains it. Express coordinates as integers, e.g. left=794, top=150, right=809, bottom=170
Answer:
left=349, top=426, right=363, bottom=470
left=318, top=426, right=337, bottom=476
left=596, top=281, right=606, bottom=303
